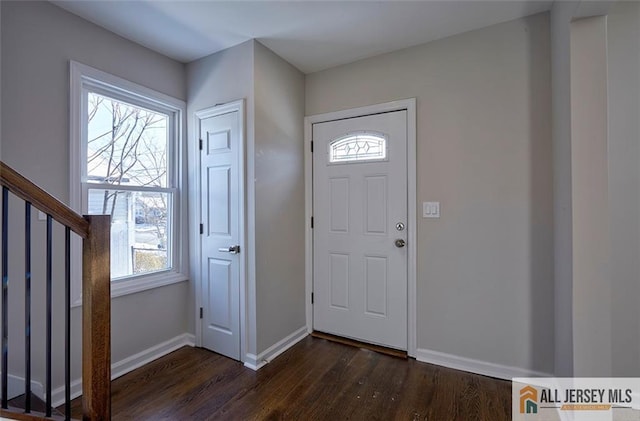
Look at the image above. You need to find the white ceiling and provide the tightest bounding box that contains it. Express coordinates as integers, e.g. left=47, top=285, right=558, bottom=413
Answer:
left=52, top=0, right=553, bottom=74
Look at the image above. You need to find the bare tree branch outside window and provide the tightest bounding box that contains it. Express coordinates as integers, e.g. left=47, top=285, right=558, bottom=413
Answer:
left=86, top=92, right=171, bottom=276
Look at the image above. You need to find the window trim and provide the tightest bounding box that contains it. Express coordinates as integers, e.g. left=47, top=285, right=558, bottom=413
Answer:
left=70, top=61, right=187, bottom=305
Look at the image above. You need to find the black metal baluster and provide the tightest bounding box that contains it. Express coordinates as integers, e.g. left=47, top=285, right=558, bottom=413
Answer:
left=65, top=226, right=71, bottom=420
left=46, top=214, right=52, bottom=417
left=25, top=202, right=32, bottom=413
left=1, top=187, right=8, bottom=409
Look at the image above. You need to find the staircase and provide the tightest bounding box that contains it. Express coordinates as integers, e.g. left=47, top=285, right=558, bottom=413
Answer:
left=0, top=162, right=111, bottom=420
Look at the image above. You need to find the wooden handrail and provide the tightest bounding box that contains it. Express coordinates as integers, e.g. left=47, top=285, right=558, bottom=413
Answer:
left=0, top=161, right=111, bottom=420
left=0, top=162, right=89, bottom=239
left=82, top=215, right=111, bottom=420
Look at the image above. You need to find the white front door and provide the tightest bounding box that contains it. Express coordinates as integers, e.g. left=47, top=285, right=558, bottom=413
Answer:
left=199, top=108, right=242, bottom=360
left=313, top=110, right=408, bottom=350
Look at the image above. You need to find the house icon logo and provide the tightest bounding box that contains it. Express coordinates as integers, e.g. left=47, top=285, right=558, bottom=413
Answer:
left=520, top=385, right=538, bottom=414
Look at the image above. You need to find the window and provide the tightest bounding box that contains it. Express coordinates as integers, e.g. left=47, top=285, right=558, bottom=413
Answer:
left=329, top=132, right=387, bottom=163
left=70, top=62, right=187, bottom=301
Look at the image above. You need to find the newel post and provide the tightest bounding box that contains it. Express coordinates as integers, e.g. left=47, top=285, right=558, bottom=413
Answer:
left=82, top=215, right=111, bottom=420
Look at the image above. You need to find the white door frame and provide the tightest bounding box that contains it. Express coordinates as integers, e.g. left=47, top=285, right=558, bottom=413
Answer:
left=304, top=98, right=417, bottom=357
left=190, top=99, right=247, bottom=362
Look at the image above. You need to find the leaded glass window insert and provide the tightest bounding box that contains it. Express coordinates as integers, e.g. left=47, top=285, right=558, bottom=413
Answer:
left=329, top=133, right=387, bottom=163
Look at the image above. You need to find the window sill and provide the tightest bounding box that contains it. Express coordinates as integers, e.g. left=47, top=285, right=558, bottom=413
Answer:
left=71, top=271, right=188, bottom=307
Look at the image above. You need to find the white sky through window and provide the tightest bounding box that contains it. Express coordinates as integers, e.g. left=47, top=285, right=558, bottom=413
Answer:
left=87, top=92, right=169, bottom=188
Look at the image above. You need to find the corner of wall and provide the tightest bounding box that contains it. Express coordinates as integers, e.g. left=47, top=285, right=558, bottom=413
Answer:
left=550, top=0, right=577, bottom=377
left=570, top=14, right=612, bottom=376
left=251, top=40, right=306, bottom=355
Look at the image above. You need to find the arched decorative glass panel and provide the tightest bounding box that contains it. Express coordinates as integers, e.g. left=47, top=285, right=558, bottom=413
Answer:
left=329, top=132, right=387, bottom=163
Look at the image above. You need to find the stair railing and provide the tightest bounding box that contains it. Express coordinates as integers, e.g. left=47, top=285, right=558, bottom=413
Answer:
left=0, top=162, right=111, bottom=420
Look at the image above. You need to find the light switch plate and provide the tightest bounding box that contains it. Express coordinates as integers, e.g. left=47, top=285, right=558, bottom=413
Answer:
left=423, top=202, right=440, bottom=218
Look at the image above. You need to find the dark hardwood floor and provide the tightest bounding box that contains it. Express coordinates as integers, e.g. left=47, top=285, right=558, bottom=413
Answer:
left=66, top=336, right=511, bottom=420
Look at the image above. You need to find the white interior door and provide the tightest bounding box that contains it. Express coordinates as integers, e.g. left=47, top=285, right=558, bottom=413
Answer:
left=313, top=110, right=408, bottom=350
left=199, top=109, right=241, bottom=360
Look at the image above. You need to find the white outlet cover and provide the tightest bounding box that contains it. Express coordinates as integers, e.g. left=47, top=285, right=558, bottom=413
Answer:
left=423, top=201, right=440, bottom=218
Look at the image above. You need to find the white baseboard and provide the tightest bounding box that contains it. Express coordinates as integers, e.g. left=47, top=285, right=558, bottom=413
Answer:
left=51, top=332, right=195, bottom=407
left=243, top=353, right=266, bottom=371
left=0, top=372, right=44, bottom=401
left=244, top=326, right=308, bottom=371
left=415, top=348, right=551, bottom=380
left=110, top=333, right=195, bottom=380
left=51, top=378, right=82, bottom=409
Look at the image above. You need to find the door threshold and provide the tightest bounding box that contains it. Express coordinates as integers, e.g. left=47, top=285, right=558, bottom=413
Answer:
left=311, top=331, right=408, bottom=359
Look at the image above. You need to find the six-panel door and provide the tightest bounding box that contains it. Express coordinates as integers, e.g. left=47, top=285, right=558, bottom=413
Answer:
left=200, top=110, right=241, bottom=360
left=313, top=111, right=408, bottom=350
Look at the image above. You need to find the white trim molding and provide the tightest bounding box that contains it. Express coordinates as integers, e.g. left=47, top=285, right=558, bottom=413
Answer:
left=0, top=372, right=44, bottom=401
left=69, top=60, right=188, bottom=304
left=244, top=327, right=308, bottom=371
left=415, top=348, right=552, bottom=380
left=51, top=333, right=195, bottom=407
left=190, top=100, right=247, bottom=360
left=304, top=98, right=418, bottom=357
left=111, top=333, right=196, bottom=380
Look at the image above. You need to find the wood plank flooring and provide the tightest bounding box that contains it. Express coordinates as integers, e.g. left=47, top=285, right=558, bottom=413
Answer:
left=66, top=336, right=512, bottom=420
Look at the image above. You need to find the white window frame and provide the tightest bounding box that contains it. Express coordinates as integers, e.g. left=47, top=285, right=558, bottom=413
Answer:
left=70, top=61, right=188, bottom=304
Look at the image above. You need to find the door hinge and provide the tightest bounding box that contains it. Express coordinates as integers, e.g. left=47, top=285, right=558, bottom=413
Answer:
left=310, top=141, right=313, bottom=153
left=311, top=216, right=314, bottom=229
left=199, top=139, right=203, bottom=150
left=199, top=307, right=203, bottom=319
left=311, top=292, right=314, bottom=304
left=200, top=224, right=204, bottom=234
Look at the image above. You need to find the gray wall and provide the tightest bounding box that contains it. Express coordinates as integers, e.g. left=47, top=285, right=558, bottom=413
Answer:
left=187, top=40, right=306, bottom=357
left=607, top=0, right=640, bottom=377
left=569, top=15, right=612, bottom=376
left=253, top=41, right=306, bottom=353
left=186, top=39, right=257, bottom=354
left=550, top=0, right=639, bottom=376
left=306, top=12, right=554, bottom=374
left=550, top=0, right=577, bottom=377
left=1, top=0, right=188, bottom=391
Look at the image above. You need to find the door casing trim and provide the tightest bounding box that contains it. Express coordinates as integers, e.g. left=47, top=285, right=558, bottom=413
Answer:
left=191, top=99, right=247, bottom=362
left=304, top=98, right=417, bottom=357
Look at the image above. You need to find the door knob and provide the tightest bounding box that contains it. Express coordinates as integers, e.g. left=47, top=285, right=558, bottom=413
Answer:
left=394, top=239, right=406, bottom=248
left=218, top=245, right=241, bottom=254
